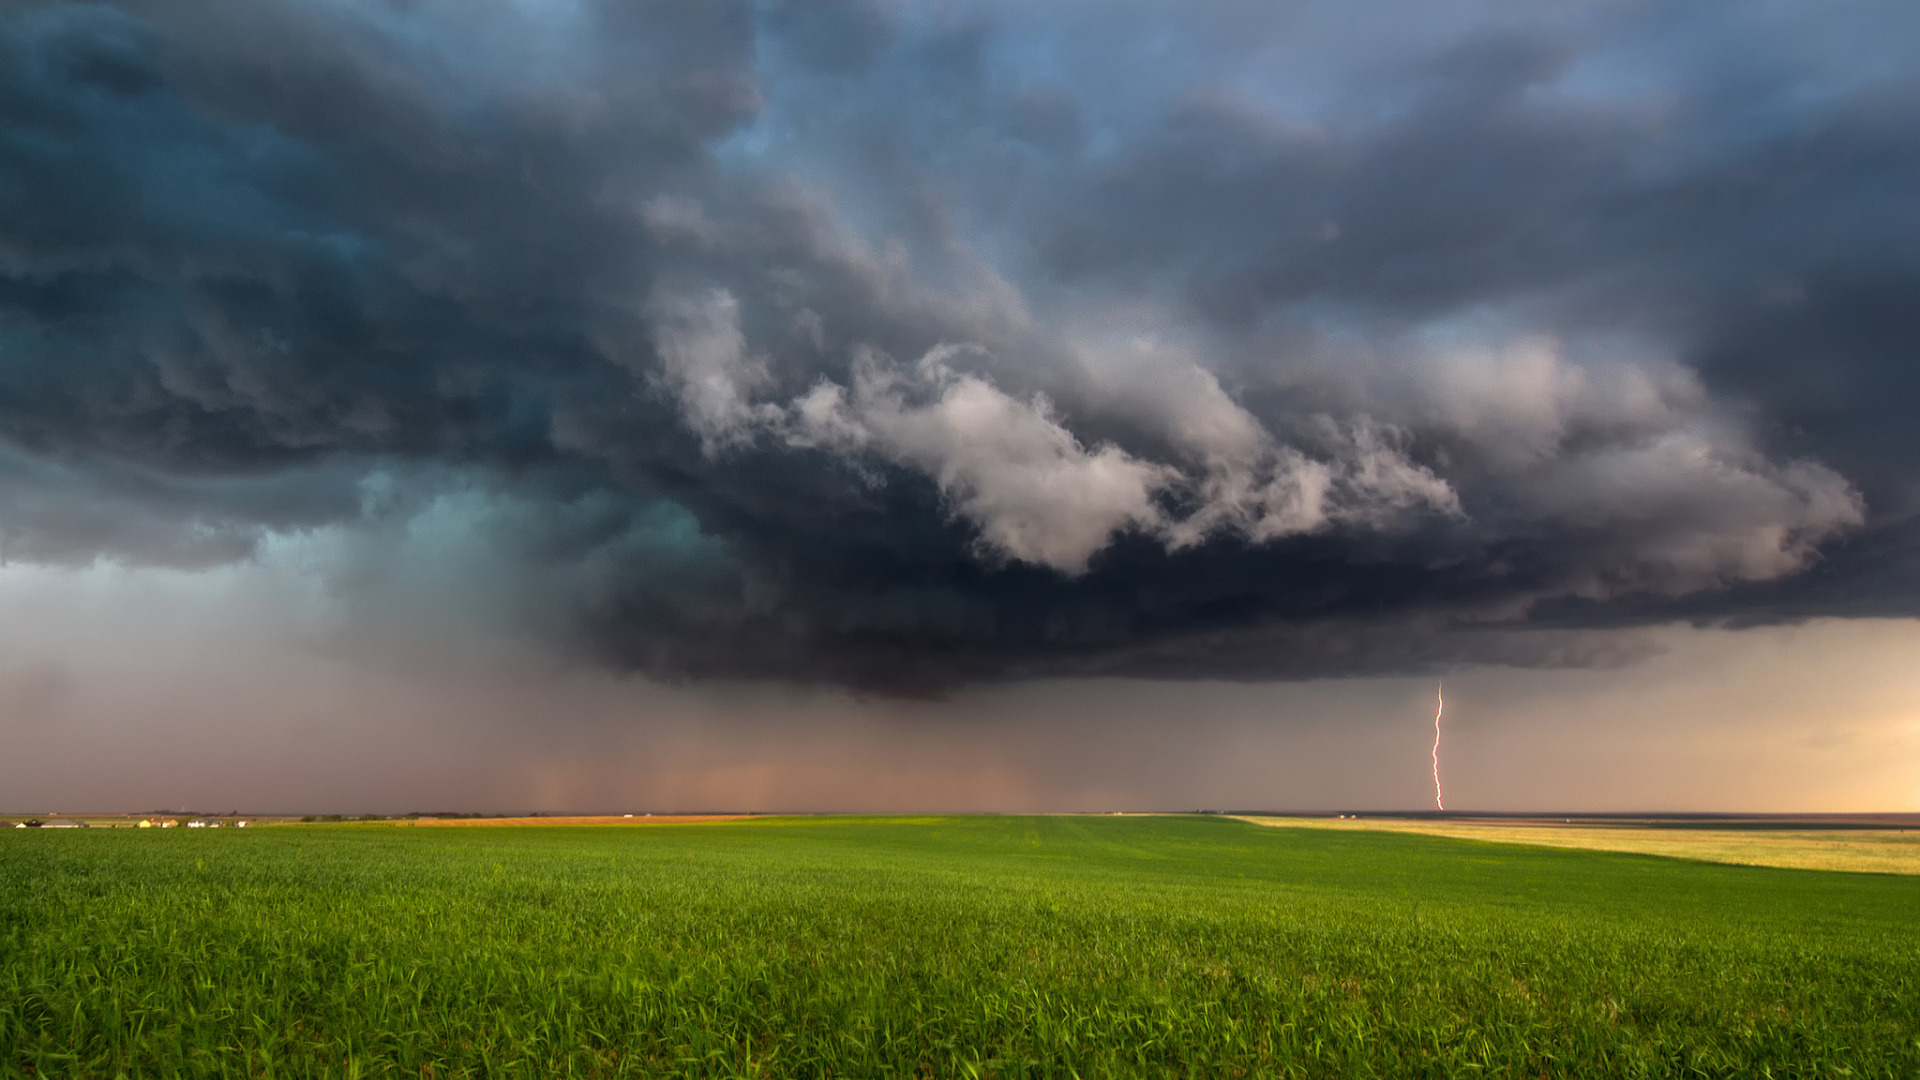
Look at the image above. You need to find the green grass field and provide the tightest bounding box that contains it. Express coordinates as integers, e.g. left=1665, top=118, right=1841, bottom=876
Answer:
left=3, top=816, right=1917, bottom=1078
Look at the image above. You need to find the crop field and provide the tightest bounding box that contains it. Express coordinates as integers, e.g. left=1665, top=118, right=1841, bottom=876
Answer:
left=1236, top=815, right=1920, bottom=875
left=3, top=816, right=1918, bottom=1078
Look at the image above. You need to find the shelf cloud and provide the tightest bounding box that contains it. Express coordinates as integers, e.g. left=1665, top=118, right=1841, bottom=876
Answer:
left=0, top=0, right=1912, bottom=692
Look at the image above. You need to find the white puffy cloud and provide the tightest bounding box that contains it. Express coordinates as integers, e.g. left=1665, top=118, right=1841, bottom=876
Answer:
left=1405, top=335, right=1703, bottom=467
left=787, top=347, right=1174, bottom=572
left=644, top=287, right=777, bottom=455
left=641, top=312, right=1462, bottom=573
left=1373, top=333, right=1865, bottom=591
left=1523, top=434, right=1864, bottom=593
left=640, top=285, right=1860, bottom=596
left=1061, top=337, right=1461, bottom=550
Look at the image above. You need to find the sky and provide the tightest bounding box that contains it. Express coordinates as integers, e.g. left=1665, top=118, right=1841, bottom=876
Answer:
left=2, top=0, right=1918, bottom=813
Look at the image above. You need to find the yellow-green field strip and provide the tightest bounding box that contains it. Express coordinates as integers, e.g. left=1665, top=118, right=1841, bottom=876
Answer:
left=1235, top=815, right=1920, bottom=874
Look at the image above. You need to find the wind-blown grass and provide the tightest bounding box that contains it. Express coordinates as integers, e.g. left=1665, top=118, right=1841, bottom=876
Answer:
left=3, top=815, right=1917, bottom=1077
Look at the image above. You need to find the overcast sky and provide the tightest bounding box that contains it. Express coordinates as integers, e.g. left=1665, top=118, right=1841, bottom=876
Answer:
left=3, top=0, right=1918, bottom=812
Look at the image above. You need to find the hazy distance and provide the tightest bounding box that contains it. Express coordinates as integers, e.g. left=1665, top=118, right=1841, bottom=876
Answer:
left=3, top=0, right=1918, bottom=812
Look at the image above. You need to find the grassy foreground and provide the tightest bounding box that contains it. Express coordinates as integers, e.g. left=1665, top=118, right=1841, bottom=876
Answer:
left=2, top=816, right=1917, bottom=1078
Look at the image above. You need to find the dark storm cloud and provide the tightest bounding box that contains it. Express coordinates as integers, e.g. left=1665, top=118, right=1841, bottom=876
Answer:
left=0, top=0, right=1914, bottom=691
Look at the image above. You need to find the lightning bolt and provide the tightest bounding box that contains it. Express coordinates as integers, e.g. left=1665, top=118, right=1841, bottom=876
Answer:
left=1431, top=681, right=1445, bottom=811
